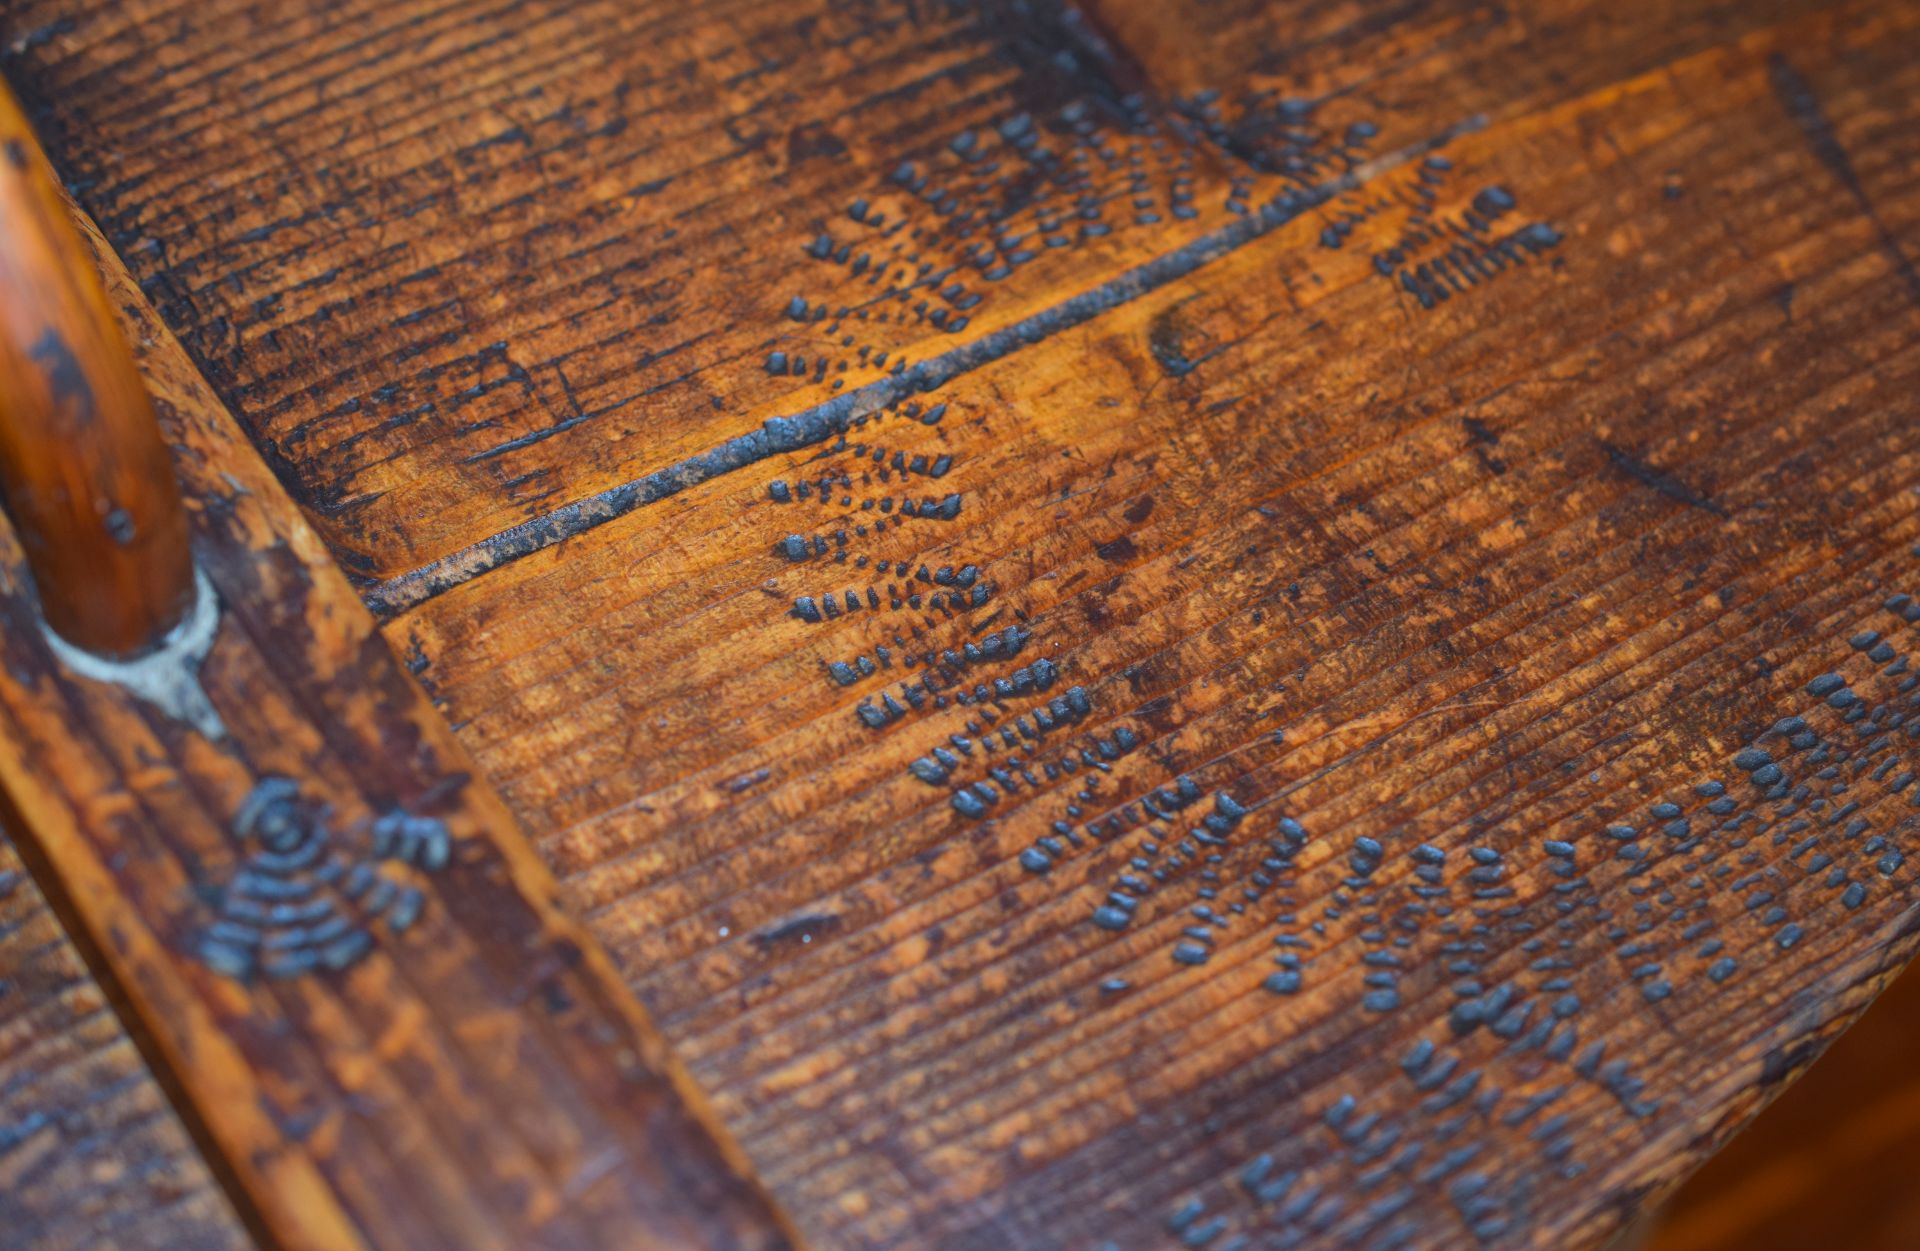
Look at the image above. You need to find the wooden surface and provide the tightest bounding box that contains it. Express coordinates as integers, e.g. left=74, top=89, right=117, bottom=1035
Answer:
left=3, top=0, right=1920, bottom=1248
left=0, top=834, right=249, bottom=1251
left=0, top=75, right=192, bottom=657
left=0, top=168, right=798, bottom=1249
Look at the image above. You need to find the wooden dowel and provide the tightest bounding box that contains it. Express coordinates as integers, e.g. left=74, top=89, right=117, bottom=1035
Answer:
left=0, top=76, right=192, bottom=659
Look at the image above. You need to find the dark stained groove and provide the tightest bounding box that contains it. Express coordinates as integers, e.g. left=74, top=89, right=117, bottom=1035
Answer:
left=362, top=113, right=1488, bottom=618
left=1600, top=440, right=1729, bottom=517
left=981, top=0, right=1158, bottom=115
left=1768, top=52, right=1920, bottom=307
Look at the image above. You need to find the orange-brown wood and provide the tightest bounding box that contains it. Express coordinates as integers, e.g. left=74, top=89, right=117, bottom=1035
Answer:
left=0, top=77, right=191, bottom=658
left=0, top=831, right=250, bottom=1251
left=0, top=162, right=801, bottom=1250
left=1645, top=957, right=1920, bottom=1250
left=5, top=0, right=1920, bottom=1249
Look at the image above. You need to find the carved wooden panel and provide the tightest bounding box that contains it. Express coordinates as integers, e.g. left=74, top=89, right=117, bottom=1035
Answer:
left=7, top=0, right=1920, bottom=1248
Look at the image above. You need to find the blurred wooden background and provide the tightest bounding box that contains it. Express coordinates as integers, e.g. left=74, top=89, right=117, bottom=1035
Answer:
left=1646, top=962, right=1920, bottom=1250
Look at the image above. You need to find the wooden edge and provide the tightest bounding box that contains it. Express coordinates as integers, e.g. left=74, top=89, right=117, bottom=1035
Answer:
left=0, top=188, right=805, bottom=1251
left=0, top=783, right=264, bottom=1249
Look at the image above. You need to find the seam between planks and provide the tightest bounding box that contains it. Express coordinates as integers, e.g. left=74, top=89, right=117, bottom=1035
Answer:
left=360, top=113, right=1489, bottom=619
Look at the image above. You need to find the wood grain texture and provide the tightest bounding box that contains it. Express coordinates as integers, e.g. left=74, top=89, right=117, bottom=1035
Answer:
left=18, top=0, right=1254, bottom=585
left=0, top=180, right=799, bottom=1249
left=0, top=0, right=1821, bottom=591
left=0, top=76, right=192, bottom=657
left=0, top=833, right=249, bottom=1251
left=9, top=0, right=1920, bottom=1248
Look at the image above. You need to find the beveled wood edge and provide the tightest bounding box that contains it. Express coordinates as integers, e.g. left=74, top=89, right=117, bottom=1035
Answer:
left=0, top=174, right=807, bottom=1250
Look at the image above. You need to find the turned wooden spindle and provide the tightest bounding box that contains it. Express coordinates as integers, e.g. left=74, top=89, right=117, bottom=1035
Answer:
left=0, top=77, right=192, bottom=659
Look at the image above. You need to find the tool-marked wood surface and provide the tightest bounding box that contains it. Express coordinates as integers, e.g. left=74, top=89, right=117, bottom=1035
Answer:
left=0, top=191, right=797, bottom=1248
left=0, top=0, right=1831, bottom=591
left=6, top=0, right=1920, bottom=1248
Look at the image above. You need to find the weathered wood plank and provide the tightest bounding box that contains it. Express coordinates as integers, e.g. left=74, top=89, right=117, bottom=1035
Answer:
left=0, top=832, right=251, bottom=1251
left=376, top=4, right=1919, bottom=1248
left=9, top=0, right=1920, bottom=1248
left=0, top=194, right=799, bottom=1248
left=18, top=0, right=1226, bottom=581
left=1, top=0, right=1833, bottom=590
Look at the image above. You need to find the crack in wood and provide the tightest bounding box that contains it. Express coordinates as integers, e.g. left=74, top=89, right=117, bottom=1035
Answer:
left=361, top=113, right=1489, bottom=619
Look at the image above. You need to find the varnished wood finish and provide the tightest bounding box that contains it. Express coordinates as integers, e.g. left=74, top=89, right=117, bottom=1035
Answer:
left=7, top=0, right=1920, bottom=1248
left=0, top=77, right=191, bottom=657
left=0, top=190, right=799, bottom=1248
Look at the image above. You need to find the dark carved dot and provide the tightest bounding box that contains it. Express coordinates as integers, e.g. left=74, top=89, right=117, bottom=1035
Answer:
left=104, top=507, right=136, bottom=545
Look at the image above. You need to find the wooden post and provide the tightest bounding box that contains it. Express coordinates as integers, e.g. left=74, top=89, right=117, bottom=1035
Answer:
left=0, top=77, right=193, bottom=659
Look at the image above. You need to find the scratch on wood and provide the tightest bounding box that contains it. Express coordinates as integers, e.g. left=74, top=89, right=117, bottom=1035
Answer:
left=1767, top=53, right=1920, bottom=307
left=1600, top=440, right=1729, bottom=518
